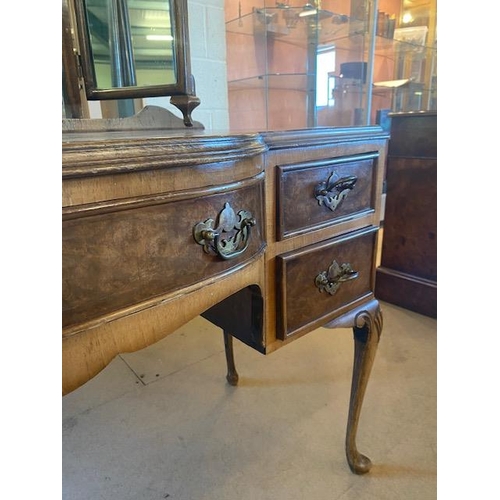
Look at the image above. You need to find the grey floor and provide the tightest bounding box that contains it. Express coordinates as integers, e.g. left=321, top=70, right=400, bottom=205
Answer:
left=62, top=301, right=437, bottom=500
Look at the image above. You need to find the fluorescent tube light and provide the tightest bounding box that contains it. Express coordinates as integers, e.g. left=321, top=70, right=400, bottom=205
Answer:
left=146, top=34, right=174, bottom=41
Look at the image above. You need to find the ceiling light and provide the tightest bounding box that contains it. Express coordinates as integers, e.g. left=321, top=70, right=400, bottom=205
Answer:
left=299, top=4, right=317, bottom=17
left=299, top=9, right=317, bottom=17
left=146, top=34, right=174, bottom=41
left=402, top=12, right=413, bottom=23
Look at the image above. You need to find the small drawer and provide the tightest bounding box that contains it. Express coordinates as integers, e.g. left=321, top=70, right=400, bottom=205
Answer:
left=276, top=153, right=378, bottom=240
left=63, top=182, right=264, bottom=329
left=276, top=226, right=378, bottom=339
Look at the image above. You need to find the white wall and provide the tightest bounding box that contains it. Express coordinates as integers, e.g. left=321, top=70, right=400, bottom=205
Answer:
left=145, top=0, right=229, bottom=131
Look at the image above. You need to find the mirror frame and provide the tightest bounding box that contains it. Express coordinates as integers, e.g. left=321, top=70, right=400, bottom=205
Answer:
left=73, top=0, right=195, bottom=100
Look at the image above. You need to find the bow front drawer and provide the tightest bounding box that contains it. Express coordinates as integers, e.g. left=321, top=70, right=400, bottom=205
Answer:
left=63, top=182, right=264, bottom=330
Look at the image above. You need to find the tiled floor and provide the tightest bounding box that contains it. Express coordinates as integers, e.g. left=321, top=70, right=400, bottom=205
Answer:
left=62, top=301, right=437, bottom=500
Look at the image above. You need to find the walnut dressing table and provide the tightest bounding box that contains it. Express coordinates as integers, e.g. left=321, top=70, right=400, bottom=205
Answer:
left=62, top=111, right=389, bottom=474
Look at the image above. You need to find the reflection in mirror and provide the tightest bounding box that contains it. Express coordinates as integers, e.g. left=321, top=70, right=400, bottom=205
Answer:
left=83, top=0, right=177, bottom=90
left=72, top=0, right=200, bottom=125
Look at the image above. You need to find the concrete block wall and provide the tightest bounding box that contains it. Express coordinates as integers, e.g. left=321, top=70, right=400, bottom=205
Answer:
left=145, top=0, right=229, bottom=131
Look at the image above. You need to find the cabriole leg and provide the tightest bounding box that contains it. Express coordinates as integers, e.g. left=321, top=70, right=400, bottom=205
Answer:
left=223, top=330, right=239, bottom=386
left=345, top=302, right=383, bottom=474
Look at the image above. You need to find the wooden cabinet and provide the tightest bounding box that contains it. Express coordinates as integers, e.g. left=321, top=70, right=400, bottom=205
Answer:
left=375, top=111, right=437, bottom=317
left=62, top=115, right=389, bottom=474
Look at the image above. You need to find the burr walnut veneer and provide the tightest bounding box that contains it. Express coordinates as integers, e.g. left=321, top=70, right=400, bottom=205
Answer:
left=62, top=121, right=389, bottom=474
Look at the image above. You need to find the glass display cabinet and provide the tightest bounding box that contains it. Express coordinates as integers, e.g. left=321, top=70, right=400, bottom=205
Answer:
left=225, top=0, right=437, bottom=131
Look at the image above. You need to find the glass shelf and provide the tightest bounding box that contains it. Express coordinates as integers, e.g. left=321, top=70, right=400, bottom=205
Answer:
left=228, top=73, right=314, bottom=92
left=226, top=8, right=367, bottom=48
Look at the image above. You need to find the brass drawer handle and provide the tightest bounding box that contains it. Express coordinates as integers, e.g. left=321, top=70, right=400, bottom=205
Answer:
left=315, top=260, right=359, bottom=296
left=193, top=202, right=256, bottom=260
left=314, top=173, right=357, bottom=212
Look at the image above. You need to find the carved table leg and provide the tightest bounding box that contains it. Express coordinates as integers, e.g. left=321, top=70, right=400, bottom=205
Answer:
left=223, top=330, right=239, bottom=386
left=346, top=303, right=383, bottom=474
left=324, top=299, right=383, bottom=474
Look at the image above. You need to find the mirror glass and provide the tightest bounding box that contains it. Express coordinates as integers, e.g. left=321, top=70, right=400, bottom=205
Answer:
left=74, top=0, right=193, bottom=100
left=84, top=0, right=176, bottom=89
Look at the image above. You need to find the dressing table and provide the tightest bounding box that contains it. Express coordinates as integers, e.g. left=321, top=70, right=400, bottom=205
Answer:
left=62, top=108, right=388, bottom=474
left=63, top=0, right=389, bottom=475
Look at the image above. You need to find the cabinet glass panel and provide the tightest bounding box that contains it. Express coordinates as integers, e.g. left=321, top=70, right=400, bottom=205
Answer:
left=225, top=0, right=437, bottom=131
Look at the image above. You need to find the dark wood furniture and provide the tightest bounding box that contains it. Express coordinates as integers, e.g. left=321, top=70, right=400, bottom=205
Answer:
left=62, top=112, right=389, bottom=474
left=375, top=111, right=437, bottom=318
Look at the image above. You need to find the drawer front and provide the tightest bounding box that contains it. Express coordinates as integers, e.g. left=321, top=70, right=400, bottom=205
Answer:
left=63, top=182, right=265, bottom=329
left=276, top=153, right=377, bottom=240
left=276, top=226, right=377, bottom=339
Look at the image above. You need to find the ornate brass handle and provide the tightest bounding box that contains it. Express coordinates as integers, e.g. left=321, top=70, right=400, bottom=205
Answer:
left=193, top=202, right=256, bottom=260
left=315, top=260, right=358, bottom=296
left=314, top=173, right=357, bottom=212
